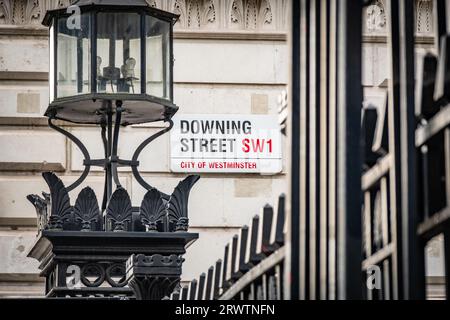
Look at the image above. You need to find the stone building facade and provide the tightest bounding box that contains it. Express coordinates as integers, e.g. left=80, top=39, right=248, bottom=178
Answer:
left=0, top=0, right=444, bottom=298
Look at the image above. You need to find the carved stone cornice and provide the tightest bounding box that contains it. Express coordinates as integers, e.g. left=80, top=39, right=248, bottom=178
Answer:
left=0, top=0, right=71, bottom=25
left=0, top=0, right=288, bottom=31
left=0, top=0, right=435, bottom=41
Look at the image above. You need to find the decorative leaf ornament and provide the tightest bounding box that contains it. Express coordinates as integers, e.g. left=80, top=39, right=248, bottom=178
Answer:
left=42, top=172, right=72, bottom=230
left=27, top=194, right=48, bottom=232
left=74, top=187, right=101, bottom=231
left=167, top=175, right=200, bottom=232
left=106, top=187, right=132, bottom=232
left=140, top=188, right=167, bottom=232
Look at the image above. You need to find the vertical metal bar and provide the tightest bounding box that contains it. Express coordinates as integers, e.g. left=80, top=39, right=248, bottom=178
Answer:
left=101, top=121, right=108, bottom=212
left=433, top=0, right=447, bottom=52
left=444, top=230, right=450, bottom=300
left=236, top=226, right=249, bottom=274
left=205, top=266, right=214, bottom=300
left=111, top=101, right=123, bottom=189
left=77, top=37, right=83, bottom=93
left=189, top=279, right=197, bottom=300
left=287, top=0, right=301, bottom=301
left=123, top=38, right=130, bottom=65
left=106, top=104, right=113, bottom=201
left=162, top=25, right=168, bottom=99
left=385, top=0, right=401, bottom=300
left=256, top=205, right=273, bottom=257
left=380, top=179, right=393, bottom=299
left=336, top=0, right=363, bottom=300
left=53, top=17, right=58, bottom=99
left=421, top=146, right=430, bottom=219
left=181, top=286, right=188, bottom=300
left=380, top=177, right=390, bottom=246
left=445, top=129, right=450, bottom=209
left=383, top=259, right=391, bottom=300
left=262, top=274, right=268, bottom=300
left=141, top=12, right=146, bottom=94
left=249, top=283, right=255, bottom=300
left=276, top=264, right=283, bottom=300
left=245, top=216, right=261, bottom=267
left=222, top=243, right=229, bottom=291
left=299, top=0, right=311, bottom=300
left=364, top=192, right=372, bottom=258
left=197, top=272, right=206, bottom=300
left=308, top=0, right=321, bottom=300
left=319, top=0, right=330, bottom=300
left=91, top=10, right=97, bottom=93
left=108, top=15, right=116, bottom=69
left=213, top=259, right=222, bottom=299
left=228, top=235, right=238, bottom=283
left=327, top=0, right=338, bottom=300
left=445, top=128, right=450, bottom=299
left=399, top=0, right=424, bottom=299
left=387, top=0, right=425, bottom=300
left=169, top=19, right=174, bottom=101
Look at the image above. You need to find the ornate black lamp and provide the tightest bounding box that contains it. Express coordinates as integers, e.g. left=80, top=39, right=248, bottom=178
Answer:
left=43, top=0, right=177, bottom=125
left=26, top=0, right=199, bottom=300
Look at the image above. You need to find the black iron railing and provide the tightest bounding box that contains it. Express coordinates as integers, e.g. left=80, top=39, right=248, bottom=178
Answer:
left=170, top=195, right=286, bottom=300
left=361, top=0, right=450, bottom=300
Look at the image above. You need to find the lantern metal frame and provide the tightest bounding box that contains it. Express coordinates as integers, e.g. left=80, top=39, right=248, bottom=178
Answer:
left=40, top=0, right=182, bottom=209
left=42, top=0, right=179, bottom=125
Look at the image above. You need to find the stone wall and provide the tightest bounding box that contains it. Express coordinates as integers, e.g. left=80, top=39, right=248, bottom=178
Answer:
left=0, top=0, right=289, bottom=297
left=0, top=0, right=445, bottom=298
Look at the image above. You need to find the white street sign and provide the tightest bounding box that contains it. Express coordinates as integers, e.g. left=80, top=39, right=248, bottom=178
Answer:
left=170, top=114, right=282, bottom=174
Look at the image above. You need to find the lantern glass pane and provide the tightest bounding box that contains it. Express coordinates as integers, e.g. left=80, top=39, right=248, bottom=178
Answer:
left=146, top=16, right=170, bottom=99
left=56, top=14, right=91, bottom=98
left=97, top=12, right=141, bottom=94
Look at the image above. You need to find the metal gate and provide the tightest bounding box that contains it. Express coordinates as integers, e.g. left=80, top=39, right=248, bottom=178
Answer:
left=172, top=0, right=450, bottom=300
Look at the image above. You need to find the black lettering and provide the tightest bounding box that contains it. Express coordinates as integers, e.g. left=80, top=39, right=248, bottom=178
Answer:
left=215, top=121, right=224, bottom=134
left=231, top=121, right=241, bottom=134
left=228, top=139, right=236, bottom=152
left=200, top=138, right=208, bottom=152
left=180, top=138, right=189, bottom=152
left=191, top=120, right=199, bottom=134
left=201, top=121, right=214, bottom=134
left=243, top=121, right=251, bottom=134
left=180, top=120, right=189, bottom=133
left=210, top=138, right=217, bottom=152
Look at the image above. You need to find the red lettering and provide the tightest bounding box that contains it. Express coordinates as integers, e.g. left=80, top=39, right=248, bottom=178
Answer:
left=252, top=139, right=265, bottom=152
left=242, top=138, right=250, bottom=153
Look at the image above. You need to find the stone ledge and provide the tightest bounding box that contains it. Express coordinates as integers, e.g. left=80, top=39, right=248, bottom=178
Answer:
left=0, top=162, right=65, bottom=172
left=0, top=25, right=287, bottom=41
left=0, top=218, right=37, bottom=228
left=0, top=71, right=48, bottom=81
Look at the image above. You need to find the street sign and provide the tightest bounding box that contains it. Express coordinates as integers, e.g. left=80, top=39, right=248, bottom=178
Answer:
left=170, top=114, right=282, bottom=174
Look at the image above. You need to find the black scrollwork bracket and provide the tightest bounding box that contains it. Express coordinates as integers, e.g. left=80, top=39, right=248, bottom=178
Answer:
left=47, top=103, right=175, bottom=207
left=131, top=119, right=174, bottom=201
left=48, top=117, right=91, bottom=192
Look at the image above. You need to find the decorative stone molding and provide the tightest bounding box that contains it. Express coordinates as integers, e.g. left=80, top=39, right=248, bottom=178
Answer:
left=0, top=0, right=288, bottom=31
left=416, top=0, right=433, bottom=34
left=364, top=0, right=434, bottom=35
left=365, top=0, right=386, bottom=33
left=0, top=0, right=70, bottom=25
left=0, top=0, right=434, bottom=39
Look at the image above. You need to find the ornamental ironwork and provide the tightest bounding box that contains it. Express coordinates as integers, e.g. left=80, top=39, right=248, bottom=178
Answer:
left=26, top=0, right=199, bottom=300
